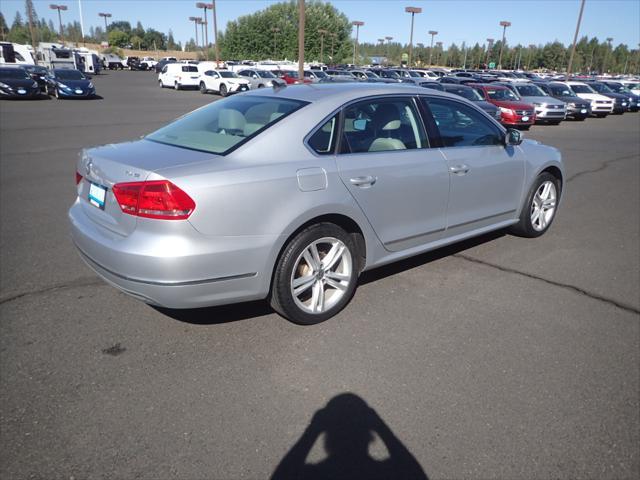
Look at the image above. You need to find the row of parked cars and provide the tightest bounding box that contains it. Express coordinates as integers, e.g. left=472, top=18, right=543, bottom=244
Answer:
left=0, top=64, right=97, bottom=99
left=157, top=61, right=640, bottom=129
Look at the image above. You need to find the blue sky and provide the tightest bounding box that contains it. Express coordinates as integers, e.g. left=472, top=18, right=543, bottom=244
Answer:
left=2, top=0, right=639, bottom=48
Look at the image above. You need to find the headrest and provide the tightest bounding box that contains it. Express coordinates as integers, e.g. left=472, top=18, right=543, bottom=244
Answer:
left=382, top=119, right=401, bottom=130
left=218, top=109, right=246, bottom=130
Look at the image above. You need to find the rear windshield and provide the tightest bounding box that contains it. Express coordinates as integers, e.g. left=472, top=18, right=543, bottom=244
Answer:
left=448, top=86, right=483, bottom=100
left=0, top=68, right=30, bottom=79
left=182, top=66, right=198, bottom=72
left=146, top=96, right=307, bottom=155
left=257, top=71, right=276, bottom=78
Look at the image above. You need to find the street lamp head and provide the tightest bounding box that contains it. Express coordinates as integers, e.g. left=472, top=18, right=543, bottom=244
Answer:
left=196, top=2, right=211, bottom=8
left=499, top=21, right=511, bottom=27
left=385, top=36, right=393, bottom=41
left=606, top=37, right=613, bottom=43
left=352, top=21, right=365, bottom=27
left=405, top=6, right=422, bottom=14
left=428, top=30, right=438, bottom=36
left=271, top=27, right=280, bottom=32
left=189, top=16, right=201, bottom=22
left=98, top=12, right=112, bottom=18
left=50, top=4, right=68, bottom=10
left=487, top=38, right=494, bottom=43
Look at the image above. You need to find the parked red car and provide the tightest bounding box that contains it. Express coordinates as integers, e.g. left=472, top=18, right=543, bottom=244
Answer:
left=470, top=84, right=536, bottom=130
left=271, top=70, right=312, bottom=85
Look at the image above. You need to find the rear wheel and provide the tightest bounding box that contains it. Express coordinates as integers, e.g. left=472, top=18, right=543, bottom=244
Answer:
left=271, top=223, right=359, bottom=325
left=510, top=172, right=560, bottom=238
left=219, top=83, right=228, bottom=97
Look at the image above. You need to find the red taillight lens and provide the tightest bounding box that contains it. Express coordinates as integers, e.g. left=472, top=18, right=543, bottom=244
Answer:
left=76, top=171, right=83, bottom=185
left=112, top=180, right=195, bottom=220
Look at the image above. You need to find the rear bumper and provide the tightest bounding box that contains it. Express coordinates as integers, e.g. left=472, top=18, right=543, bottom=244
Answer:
left=69, top=199, right=280, bottom=308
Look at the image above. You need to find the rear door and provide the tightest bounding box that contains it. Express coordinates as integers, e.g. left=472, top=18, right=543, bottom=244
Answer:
left=333, top=96, right=450, bottom=252
left=421, top=96, right=525, bottom=235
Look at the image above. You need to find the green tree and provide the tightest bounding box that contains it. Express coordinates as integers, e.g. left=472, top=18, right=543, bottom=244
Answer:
left=143, top=28, right=166, bottom=50
left=0, top=12, right=8, bottom=41
left=220, top=0, right=352, bottom=62
left=108, top=29, right=130, bottom=48
left=167, top=29, right=177, bottom=50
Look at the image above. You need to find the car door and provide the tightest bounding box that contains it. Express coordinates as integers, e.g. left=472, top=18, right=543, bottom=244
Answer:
left=421, top=96, right=525, bottom=236
left=333, top=96, right=450, bottom=252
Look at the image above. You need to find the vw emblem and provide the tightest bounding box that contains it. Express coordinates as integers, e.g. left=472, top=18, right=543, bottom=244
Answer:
left=86, top=159, right=93, bottom=176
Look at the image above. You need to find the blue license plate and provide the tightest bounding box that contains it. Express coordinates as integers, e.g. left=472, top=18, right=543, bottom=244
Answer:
left=89, top=182, right=107, bottom=210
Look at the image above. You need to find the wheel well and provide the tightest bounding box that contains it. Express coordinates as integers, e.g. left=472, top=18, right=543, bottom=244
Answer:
left=274, top=214, right=367, bottom=279
left=541, top=166, right=563, bottom=195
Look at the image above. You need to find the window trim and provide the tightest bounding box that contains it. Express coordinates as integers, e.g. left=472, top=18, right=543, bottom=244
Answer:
left=420, top=95, right=507, bottom=150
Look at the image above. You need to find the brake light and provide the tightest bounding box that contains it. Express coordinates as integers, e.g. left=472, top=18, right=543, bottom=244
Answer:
left=112, top=180, right=195, bottom=220
left=76, top=171, right=83, bottom=184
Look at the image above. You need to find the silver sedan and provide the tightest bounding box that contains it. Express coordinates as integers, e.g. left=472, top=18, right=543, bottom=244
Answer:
left=70, top=83, right=564, bottom=324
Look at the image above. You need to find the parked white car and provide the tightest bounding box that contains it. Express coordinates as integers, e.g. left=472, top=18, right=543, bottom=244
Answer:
left=562, top=81, right=615, bottom=117
left=236, top=68, right=279, bottom=88
left=619, top=80, right=640, bottom=96
left=158, top=63, right=200, bottom=90
left=140, top=56, right=157, bottom=69
left=198, top=66, right=250, bottom=96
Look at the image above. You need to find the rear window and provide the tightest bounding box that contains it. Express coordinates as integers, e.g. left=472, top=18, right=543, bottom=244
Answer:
left=146, top=96, right=307, bottom=155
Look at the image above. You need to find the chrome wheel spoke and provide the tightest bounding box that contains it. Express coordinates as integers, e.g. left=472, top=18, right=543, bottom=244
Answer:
left=322, top=243, right=345, bottom=271
left=531, top=180, right=557, bottom=232
left=302, top=248, right=320, bottom=272
left=311, top=281, right=325, bottom=312
left=325, top=270, right=350, bottom=282
left=293, top=275, right=315, bottom=296
left=325, top=277, right=347, bottom=292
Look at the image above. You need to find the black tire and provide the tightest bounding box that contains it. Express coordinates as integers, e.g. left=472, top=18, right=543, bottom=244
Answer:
left=595, top=113, right=607, bottom=118
left=174, top=81, right=181, bottom=91
left=199, top=82, right=207, bottom=94
left=54, top=88, right=61, bottom=99
left=257, top=83, right=265, bottom=88
left=158, top=80, right=163, bottom=88
left=219, top=83, right=228, bottom=97
left=510, top=172, right=560, bottom=238
left=271, top=223, right=359, bottom=325
left=574, top=116, right=586, bottom=121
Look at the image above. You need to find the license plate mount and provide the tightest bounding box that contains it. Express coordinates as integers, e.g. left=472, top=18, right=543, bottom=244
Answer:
left=89, top=182, right=107, bottom=210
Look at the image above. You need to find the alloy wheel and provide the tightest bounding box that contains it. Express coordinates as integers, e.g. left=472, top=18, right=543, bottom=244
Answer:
left=530, top=181, right=557, bottom=231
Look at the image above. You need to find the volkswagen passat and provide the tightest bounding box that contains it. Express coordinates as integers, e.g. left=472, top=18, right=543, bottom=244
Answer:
left=70, top=83, right=564, bottom=324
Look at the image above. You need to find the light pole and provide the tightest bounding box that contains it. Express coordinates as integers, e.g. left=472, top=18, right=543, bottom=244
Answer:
left=352, top=21, right=364, bottom=65
left=297, top=0, right=304, bottom=80
left=385, top=36, right=393, bottom=65
left=497, top=20, right=511, bottom=69
left=50, top=4, right=68, bottom=44
left=603, top=37, right=613, bottom=73
left=271, top=27, right=280, bottom=59
left=98, top=12, right=111, bottom=41
left=428, top=30, right=438, bottom=66
left=527, top=44, right=536, bottom=70
left=189, top=16, right=201, bottom=52
left=405, top=7, right=422, bottom=67
left=329, top=32, right=337, bottom=63
left=435, top=41, right=443, bottom=65
left=566, top=0, right=586, bottom=80
left=196, top=3, right=213, bottom=57
left=485, top=38, right=494, bottom=68
left=198, top=18, right=206, bottom=51
left=318, top=29, right=328, bottom=64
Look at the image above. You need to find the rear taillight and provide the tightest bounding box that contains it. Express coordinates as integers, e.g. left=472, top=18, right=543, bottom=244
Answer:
left=112, top=180, right=195, bottom=220
left=76, top=171, right=83, bottom=184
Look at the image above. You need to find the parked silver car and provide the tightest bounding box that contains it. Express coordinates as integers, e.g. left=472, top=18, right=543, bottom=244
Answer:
left=510, top=83, right=567, bottom=124
left=70, top=83, right=564, bottom=324
left=236, top=68, right=279, bottom=89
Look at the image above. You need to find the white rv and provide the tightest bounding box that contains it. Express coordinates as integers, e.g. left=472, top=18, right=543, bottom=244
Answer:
left=0, top=42, right=36, bottom=65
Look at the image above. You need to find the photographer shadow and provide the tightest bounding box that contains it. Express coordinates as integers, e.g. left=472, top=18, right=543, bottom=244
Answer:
left=271, top=393, right=428, bottom=480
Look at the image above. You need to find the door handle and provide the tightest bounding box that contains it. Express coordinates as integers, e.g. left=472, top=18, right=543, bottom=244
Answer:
left=350, top=175, right=377, bottom=187
left=449, top=164, right=470, bottom=175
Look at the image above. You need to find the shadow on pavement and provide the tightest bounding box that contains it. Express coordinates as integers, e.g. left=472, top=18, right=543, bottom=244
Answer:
left=271, top=393, right=428, bottom=480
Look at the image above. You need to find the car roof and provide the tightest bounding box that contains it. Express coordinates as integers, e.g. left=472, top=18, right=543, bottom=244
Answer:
left=469, top=83, right=508, bottom=89
left=242, top=82, right=456, bottom=104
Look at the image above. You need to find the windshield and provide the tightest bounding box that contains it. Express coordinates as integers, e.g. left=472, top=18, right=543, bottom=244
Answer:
left=313, top=70, right=328, bottom=78
left=569, top=84, right=596, bottom=94
left=365, top=72, right=379, bottom=78
left=515, top=84, right=547, bottom=97
left=146, top=96, right=307, bottom=154
left=219, top=71, right=238, bottom=78
left=549, top=85, right=574, bottom=96
left=590, top=83, right=613, bottom=93
left=54, top=70, right=86, bottom=80
left=407, top=70, right=421, bottom=77
left=450, top=87, right=483, bottom=101
left=486, top=88, right=519, bottom=101
left=257, top=71, right=276, bottom=78
left=382, top=71, right=400, bottom=79
left=605, top=83, right=628, bottom=93
left=24, top=66, right=48, bottom=74
left=0, top=68, right=30, bottom=79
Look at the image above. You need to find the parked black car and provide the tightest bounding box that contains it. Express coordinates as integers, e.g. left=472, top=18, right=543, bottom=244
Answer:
left=583, top=81, right=629, bottom=114
left=0, top=66, right=41, bottom=98
left=126, top=56, right=145, bottom=71
left=22, top=64, right=50, bottom=92
left=441, top=83, right=502, bottom=121
left=155, top=59, right=176, bottom=74
left=46, top=68, right=96, bottom=99
left=535, top=82, right=591, bottom=120
left=601, top=81, right=639, bottom=112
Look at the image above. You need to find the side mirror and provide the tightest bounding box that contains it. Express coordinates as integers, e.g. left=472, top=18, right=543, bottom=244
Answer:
left=505, top=128, right=523, bottom=146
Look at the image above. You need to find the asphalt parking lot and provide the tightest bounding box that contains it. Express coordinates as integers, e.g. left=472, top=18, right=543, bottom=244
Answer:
left=1, top=70, right=639, bottom=479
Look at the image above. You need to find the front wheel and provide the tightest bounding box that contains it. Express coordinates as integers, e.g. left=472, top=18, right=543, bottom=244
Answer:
left=199, top=82, right=207, bottom=94
left=174, top=81, right=181, bottom=90
left=55, top=88, right=61, bottom=99
left=158, top=79, right=163, bottom=88
left=271, top=223, right=359, bottom=325
left=219, top=83, right=228, bottom=97
left=510, top=172, right=560, bottom=238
